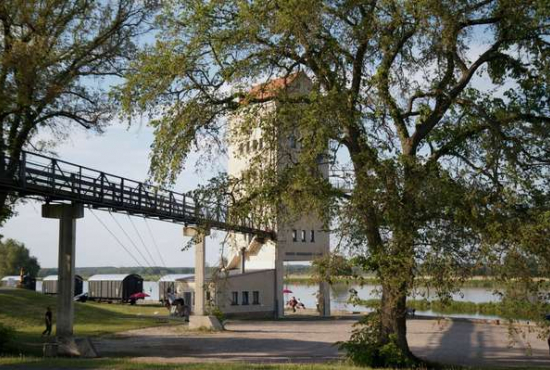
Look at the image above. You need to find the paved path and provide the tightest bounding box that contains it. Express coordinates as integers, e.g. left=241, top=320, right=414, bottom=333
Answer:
left=92, top=318, right=550, bottom=367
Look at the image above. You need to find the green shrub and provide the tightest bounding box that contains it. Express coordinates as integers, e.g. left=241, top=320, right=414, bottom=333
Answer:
left=0, top=323, right=15, bottom=354
left=338, top=313, right=415, bottom=368
left=207, top=306, right=226, bottom=327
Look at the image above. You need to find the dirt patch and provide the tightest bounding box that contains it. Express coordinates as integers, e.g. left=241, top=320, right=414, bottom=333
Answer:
left=92, top=318, right=550, bottom=366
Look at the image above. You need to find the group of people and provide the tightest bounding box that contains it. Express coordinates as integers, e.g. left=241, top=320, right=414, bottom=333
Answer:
left=165, top=289, right=190, bottom=320
left=287, top=296, right=306, bottom=312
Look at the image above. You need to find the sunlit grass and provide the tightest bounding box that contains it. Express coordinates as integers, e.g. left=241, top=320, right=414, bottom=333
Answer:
left=0, top=288, right=171, bottom=355
left=0, top=356, right=540, bottom=369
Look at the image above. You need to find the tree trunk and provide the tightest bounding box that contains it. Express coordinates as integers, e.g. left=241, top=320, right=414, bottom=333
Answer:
left=379, top=281, right=415, bottom=359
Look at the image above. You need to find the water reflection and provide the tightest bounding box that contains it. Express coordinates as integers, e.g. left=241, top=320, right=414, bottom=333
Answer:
left=286, top=283, right=501, bottom=318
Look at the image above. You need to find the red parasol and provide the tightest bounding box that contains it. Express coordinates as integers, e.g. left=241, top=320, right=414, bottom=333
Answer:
left=129, top=292, right=150, bottom=300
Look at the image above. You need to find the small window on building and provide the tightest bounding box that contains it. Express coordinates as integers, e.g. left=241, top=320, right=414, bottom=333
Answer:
left=253, top=291, right=260, bottom=305
left=289, top=135, right=296, bottom=149
left=310, top=230, right=315, bottom=242
left=292, top=229, right=297, bottom=242
left=231, top=291, right=239, bottom=305
left=252, top=139, right=258, bottom=150
left=301, top=230, right=306, bottom=242
left=242, top=291, right=249, bottom=305
left=259, top=138, right=263, bottom=149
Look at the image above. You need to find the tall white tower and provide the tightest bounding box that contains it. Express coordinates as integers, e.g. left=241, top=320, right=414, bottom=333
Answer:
left=226, top=72, right=331, bottom=317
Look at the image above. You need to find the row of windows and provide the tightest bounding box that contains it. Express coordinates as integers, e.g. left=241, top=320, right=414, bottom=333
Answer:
left=231, top=291, right=260, bottom=306
left=237, top=136, right=325, bottom=164
left=292, top=229, right=315, bottom=243
left=238, top=135, right=296, bottom=155
left=238, top=138, right=264, bottom=155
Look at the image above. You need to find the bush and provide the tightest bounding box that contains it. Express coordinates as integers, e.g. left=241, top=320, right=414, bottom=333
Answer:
left=338, top=313, right=415, bottom=368
left=0, top=323, right=15, bottom=354
left=207, top=306, right=225, bottom=327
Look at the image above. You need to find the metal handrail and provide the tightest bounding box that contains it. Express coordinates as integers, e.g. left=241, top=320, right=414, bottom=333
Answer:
left=0, top=150, right=274, bottom=238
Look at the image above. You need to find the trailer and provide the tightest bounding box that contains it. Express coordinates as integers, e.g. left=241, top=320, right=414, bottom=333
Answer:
left=42, top=275, right=84, bottom=296
left=0, top=275, right=20, bottom=288
left=87, top=274, right=143, bottom=302
left=158, top=274, right=194, bottom=303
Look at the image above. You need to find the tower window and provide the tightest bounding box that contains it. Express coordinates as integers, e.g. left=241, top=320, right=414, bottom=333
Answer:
left=242, top=291, right=249, bottom=305
left=253, top=291, right=260, bottom=305
left=289, top=135, right=296, bottom=149
left=310, top=230, right=315, bottom=242
left=231, top=291, right=238, bottom=305
left=292, top=229, right=297, bottom=242
left=301, top=230, right=306, bottom=242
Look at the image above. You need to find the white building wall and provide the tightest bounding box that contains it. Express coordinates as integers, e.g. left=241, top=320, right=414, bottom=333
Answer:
left=226, top=72, right=329, bottom=263
left=225, top=72, right=331, bottom=317
left=214, top=270, right=276, bottom=316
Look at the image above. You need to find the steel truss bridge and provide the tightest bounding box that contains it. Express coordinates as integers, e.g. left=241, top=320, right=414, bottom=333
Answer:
left=0, top=150, right=273, bottom=238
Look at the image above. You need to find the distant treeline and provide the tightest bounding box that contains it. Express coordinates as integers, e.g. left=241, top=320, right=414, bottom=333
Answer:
left=37, top=266, right=195, bottom=279
left=38, top=264, right=314, bottom=279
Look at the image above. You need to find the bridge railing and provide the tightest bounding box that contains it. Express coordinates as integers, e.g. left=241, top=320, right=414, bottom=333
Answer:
left=0, top=151, right=270, bottom=236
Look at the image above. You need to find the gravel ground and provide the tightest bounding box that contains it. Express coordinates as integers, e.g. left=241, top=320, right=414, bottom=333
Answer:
left=92, top=317, right=550, bottom=367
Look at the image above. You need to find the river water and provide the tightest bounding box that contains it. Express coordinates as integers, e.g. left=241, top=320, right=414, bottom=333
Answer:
left=35, top=280, right=503, bottom=319
left=285, top=283, right=503, bottom=320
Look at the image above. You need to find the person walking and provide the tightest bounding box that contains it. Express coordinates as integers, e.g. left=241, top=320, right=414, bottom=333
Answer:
left=42, top=307, right=52, bottom=336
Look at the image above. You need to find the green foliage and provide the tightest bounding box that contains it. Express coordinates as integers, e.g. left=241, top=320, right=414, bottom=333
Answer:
left=207, top=306, right=225, bottom=326
left=0, top=238, right=40, bottom=278
left=312, top=254, right=354, bottom=284
left=339, top=313, right=414, bottom=368
left=0, top=1, right=153, bottom=222
left=0, top=323, right=15, bottom=354
left=122, top=0, right=550, bottom=362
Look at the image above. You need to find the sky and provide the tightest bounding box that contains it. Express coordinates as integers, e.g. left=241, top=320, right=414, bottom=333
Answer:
left=0, top=20, right=504, bottom=270
left=1, top=122, right=230, bottom=268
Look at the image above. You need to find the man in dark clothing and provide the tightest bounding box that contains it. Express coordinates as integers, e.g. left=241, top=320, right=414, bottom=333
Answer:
left=42, top=307, right=52, bottom=336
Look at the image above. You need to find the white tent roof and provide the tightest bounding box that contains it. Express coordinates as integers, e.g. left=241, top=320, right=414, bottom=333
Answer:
left=1, top=275, right=19, bottom=281
left=88, top=274, right=137, bottom=281
left=159, top=274, right=194, bottom=282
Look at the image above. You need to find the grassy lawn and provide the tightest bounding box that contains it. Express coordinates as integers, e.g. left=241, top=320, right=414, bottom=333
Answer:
left=0, top=358, right=357, bottom=369
left=0, top=288, right=171, bottom=355
left=0, top=357, right=544, bottom=370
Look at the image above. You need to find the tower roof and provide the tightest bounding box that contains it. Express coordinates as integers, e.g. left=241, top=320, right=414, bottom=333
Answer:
left=242, top=72, right=311, bottom=103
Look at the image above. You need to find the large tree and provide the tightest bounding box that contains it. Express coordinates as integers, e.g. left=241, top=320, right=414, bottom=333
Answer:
left=0, top=0, right=153, bottom=222
left=122, top=0, right=550, bottom=365
left=0, top=238, right=40, bottom=278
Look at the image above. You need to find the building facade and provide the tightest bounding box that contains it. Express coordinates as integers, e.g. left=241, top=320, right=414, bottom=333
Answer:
left=225, top=72, right=331, bottom=317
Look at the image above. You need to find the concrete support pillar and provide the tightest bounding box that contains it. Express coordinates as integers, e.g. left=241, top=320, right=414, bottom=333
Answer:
left=42, top=203, right=84, bottom=341
left=184, top=226, right=222, bottom=330
left=318, top=280, right=331, bottom=317
left=184, top=226, right=208, bottom=316
left=319, top=243, right=331, bottom=317
left=240, top=247, right=246, bottom=274
left=275, top=242, right=285, bottom=318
